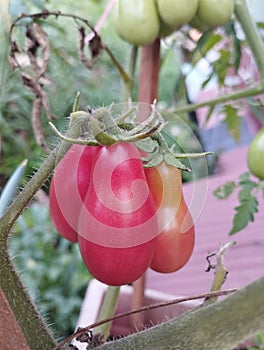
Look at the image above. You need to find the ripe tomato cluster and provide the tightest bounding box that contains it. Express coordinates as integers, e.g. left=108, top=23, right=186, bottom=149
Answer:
left=114, top=0, right=234, bottom=46
left=49, top=142, right=194, bottom=286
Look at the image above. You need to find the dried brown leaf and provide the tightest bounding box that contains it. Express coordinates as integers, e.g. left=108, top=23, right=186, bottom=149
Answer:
left=88, top=34, right=103, bottom=62
left=21, top=72, right=55, bottom=120
left=33, top=22, right=50, bottom=77
left=26, top=25, right=40, bottom=73
left=25, top=23, right=50, bottom=77
left=8, top=41, right=21, bottom=70
left=20, top=72, right=42, bottom=95
left=31, top=97, right=50, bottom=152
left=78, top=26, right=93, bottom=69
left=40, top=88, right=55, bottom=120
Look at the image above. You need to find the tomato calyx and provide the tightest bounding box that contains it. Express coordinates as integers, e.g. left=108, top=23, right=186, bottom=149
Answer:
left=50, top=100, right=211, bottom=170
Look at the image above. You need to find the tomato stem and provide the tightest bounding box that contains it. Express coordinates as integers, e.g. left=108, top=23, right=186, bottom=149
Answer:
left=123, top=45, right=138, bottom=101
left=172, top=83, right=264, bottom=115
left=234, top=0, right=264, bottom=83
left=94, top=286, right=121, bottom=341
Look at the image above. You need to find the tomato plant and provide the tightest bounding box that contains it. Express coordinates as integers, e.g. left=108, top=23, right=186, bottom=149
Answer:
left=114, top=0, right=160, bottom=46
left=195, top=0, right=234, bottom=29
left=247, top=127, right=264, bottom=180
left=157, top=0, right=198, bottom=29
left=144, top=162, right=195, bottom=273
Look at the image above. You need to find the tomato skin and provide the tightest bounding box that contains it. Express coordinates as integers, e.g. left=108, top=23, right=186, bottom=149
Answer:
left=77, top=142, right=158, bottom=286
left=247, top=127, right=264, bottom=180
left=114, top=0, right=160, bottom=46
left=196, top=0, right=234, bottom=29
left=79, top=237, right=156, bottom=286
left=49, top=145, right=98, bottom=242
left=144, top=163, right=195, bottom=273
left=157, top=0, right=198, bottom=29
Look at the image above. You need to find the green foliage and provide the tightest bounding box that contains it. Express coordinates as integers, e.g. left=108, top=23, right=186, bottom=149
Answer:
left=213, top=180, right=236, bottom=199
left=214, top=172, right=264, bottom=235
left=1, top=0, right=128, bottom=183
left=222, top=104, right=242, bottom=143
left=9, top=203, right=92, bottom=338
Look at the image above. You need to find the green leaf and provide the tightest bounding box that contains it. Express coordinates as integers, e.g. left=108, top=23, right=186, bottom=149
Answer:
left=257, top=21, right=264, bottom=30
left=224, top=21, right=242, bottom=72
left=238, top=172, right=250, bottom=183
left=213, top=181, right=236, bottom=199
left=192, top=32, right=222, bottom=66
left=223, top=104, right=241, bottom=142
left=229, top=193, right=259, bottom=235
left=213, top=49, right=231, bottom=86
left=204, top=103, right=215, bottom=124
left=0, top=159, right=28, bottom=217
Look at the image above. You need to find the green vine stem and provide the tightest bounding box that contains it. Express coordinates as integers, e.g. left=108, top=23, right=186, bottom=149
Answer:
left=123, top=45, right=138, bottom=101
left=235, top=0, right=264, bottom=82
left=0, top=114, right=87, bottom=349
left=95, top=276, right=264, bottom=350
left=94, top=286, right=121, bottom=340
left=173, top=84, right=264, bottom=115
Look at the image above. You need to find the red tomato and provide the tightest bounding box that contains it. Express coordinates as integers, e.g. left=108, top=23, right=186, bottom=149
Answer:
left=77, top=142, right=158, bottom=286
left=144, top=162, right=195, bottom=273
left=49, top=144, right=98, bottom=242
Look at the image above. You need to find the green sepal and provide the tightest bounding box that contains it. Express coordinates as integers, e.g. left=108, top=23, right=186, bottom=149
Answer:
left=90, top=116, right=117, bottom=146
left=135, top=138, right=157, bottom=153
left=143, top=153, right=163, bottom=168
left=164, top=153, right=191, bottom=172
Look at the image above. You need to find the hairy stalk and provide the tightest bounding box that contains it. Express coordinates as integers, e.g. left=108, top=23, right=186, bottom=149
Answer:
left=95, top=276, right=264, bottom=350
left=0, top=248, right=56, bottom=350
left=95, top=286, right=121, bottom=341
left=0, top=115, right=86, bottom=349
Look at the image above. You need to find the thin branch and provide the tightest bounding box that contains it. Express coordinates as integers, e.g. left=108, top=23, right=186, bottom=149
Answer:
left=54, top=288, right=236, bottom=349
left=172, top=83, right=264, bottom=115
left=94, top=277, right=264, bottom=350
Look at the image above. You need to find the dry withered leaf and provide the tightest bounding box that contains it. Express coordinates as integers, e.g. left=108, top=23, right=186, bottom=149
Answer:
left=21, top=72, right=55, bottom=121
left=88, top=34, right=104, bottom=62
left=33, top=22, right=50, bottom=77
left=25, top=23, right=50, bottom=77
left=78, top=26, right=93, bottom=69
left=32, top=97, right=48, bottom=150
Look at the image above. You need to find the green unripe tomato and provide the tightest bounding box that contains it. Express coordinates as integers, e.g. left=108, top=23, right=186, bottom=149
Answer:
left=156, top=0, right=198, bottom=29
left=114, top=0, right=160, bottom=46
left=189, top=15, right=209, bottom=32
left=196, top=0, right=234, bottom=29
left=159, top=20, right=175, bottom=38
left=247, top=127, right=264, bottom=180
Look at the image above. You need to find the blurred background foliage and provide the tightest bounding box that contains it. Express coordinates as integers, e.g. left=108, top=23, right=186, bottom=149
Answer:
left=0, top=0, right=206, bottom=186
left=0, top=0, right=229, bottom=340
left=9, top=202, right=92, bottom=337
